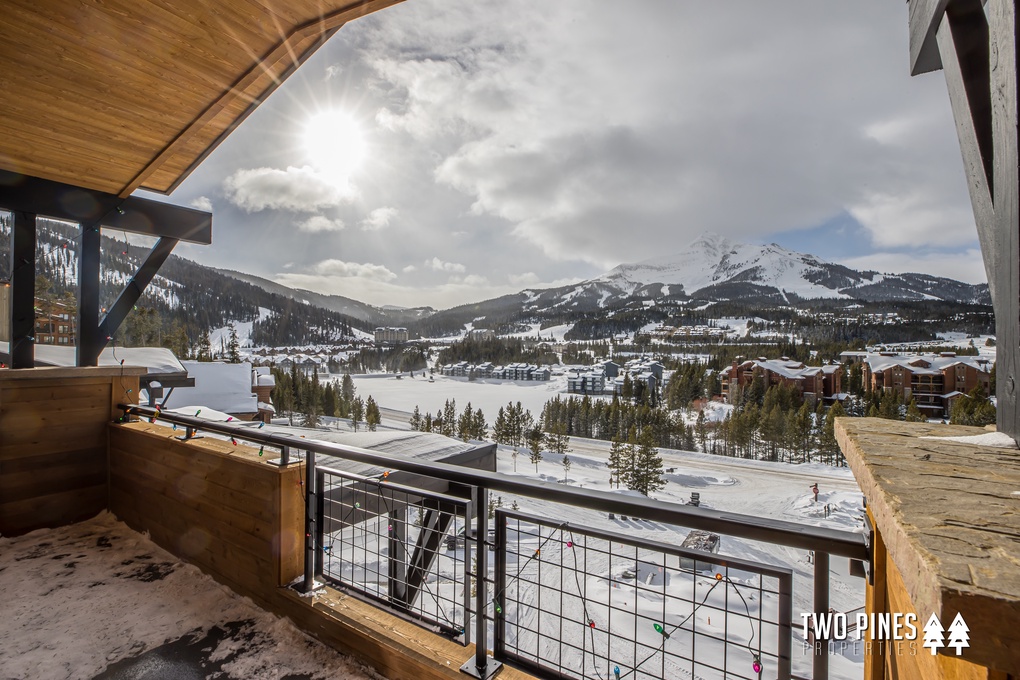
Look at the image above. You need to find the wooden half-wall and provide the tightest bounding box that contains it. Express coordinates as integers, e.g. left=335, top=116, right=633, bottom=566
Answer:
left=0, top=366, right=143, bottom=536
left=108, top=422, right=305, bottom=597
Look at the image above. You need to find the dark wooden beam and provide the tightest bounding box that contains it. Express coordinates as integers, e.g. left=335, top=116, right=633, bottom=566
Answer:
left=910, top=0, right=952, bottom=75
left=9, top=211, right=36, bottom=368
left=937, top=1, right=996, bottom=295
left=76, top=223, right=102, bottom=367
left=0, top=170, right=211, bottom=245
left=97, top=237, right=180, bottom=346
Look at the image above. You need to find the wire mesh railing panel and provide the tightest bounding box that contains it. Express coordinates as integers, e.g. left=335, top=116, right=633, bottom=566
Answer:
left=494, top=510, right=793, bottom=680
left=317, top=467, right=470, bottom=638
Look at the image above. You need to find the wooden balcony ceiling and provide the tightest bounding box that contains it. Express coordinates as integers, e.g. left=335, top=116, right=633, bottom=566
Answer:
left=0, top=0, right=403, bottom=198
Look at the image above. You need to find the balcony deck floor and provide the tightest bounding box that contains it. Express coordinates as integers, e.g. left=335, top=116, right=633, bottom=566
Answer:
left=0, top=512, right=380, bottom=680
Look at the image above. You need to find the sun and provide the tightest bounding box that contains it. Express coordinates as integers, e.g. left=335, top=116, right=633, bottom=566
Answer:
left=303, top=110, right=367, bottom=181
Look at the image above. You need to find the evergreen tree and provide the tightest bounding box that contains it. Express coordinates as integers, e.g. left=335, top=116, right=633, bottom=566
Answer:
left=409, top=405, right=423, bottom=431
left=544, top=421, right=571, bottom=456
left=457, top=402, right=474, bottom=441
left=527, top=427, right=544, bottom=472
left=351, top=396, right=364, bottom=432
left=562, top=455, right=571, bottom=482
left=695, top=409, right=708, bottom=452
left=472, top=407, right=487, bottom=440
left=905, top=398, right=926, bottom=422
left=365, top=395, right=381, bottom=431
left=227, top=323, right=241, bottom=363
left=197, top=330, right=213, bottom=362
left=629, top=429, right=665, bottom=496
left=607, top=436, right=627, bottom=488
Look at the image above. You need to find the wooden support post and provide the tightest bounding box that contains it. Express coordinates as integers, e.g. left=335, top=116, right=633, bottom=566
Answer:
left=76, top=222, right=101, bottom=367
left=925, top=0, right=1020, bottom=441
left=10, top=211, right=36, bottom=369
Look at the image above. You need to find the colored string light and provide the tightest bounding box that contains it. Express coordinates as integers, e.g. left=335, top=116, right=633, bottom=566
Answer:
left=195, top=409, right=201, bottom=416
left=493, top=599, right=502, bottom=614
left=231, top=438, right=238, bottom=446
left=226, top=416, right=233, bottom=422
left=652, top=622, right=670, bottom=639
left=752, top=655, right=762, bottom=674
left=613, top=666, right=620, bottom=680
left=258, top=422, right=265, bottom=429
left=258, top=446, right=264, bottom=456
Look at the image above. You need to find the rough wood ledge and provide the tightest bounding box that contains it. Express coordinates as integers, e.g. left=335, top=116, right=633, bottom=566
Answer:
left=835, top=417, right=1020, bottom=674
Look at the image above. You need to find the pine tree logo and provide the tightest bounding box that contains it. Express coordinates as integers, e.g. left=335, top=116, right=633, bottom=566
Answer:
left=946, top=613, right=970, bottom=655
left=922, top=613, right=945, bottom=655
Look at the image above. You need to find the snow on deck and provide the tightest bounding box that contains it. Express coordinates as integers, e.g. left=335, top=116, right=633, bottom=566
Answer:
left=0, top=513, right=380, bottom=680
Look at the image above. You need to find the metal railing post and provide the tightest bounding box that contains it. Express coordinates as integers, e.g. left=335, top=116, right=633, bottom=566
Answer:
left=461, top=485, right=502, bottom=679
left=778, top=572, right=793, bottom=680
left=301, top=448, right=318, bottom=593
left=315, top=469, right=325, bottom=581
left=493, top=509, right=507, bottom=663
left=813, top=552, right=830, bottom=680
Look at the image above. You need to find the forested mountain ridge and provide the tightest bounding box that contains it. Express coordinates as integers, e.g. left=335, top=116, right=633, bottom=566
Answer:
left=0, top=217, right=366, bottom=349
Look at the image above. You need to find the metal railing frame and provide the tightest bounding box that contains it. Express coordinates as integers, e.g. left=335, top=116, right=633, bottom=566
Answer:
left=493, top=508, right=794, bottom=680
left=120, top=404, right=869, bottom=680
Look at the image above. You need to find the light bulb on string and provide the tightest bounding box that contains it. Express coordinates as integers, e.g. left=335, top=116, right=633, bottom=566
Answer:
left=653, top=623, right=670, bottom=639
left=613, top=666, right=620, bottom=680
left=752, top=656, right=762, bottom=675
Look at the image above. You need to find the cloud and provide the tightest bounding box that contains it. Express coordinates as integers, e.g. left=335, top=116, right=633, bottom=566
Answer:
left=425, top=257, right=466, bottom=273
left=508, top=272, right=540, bottom=286
left=360, top=206, right=398, bottom=231
left=325, top=64, right=343, bottom=80
left=297, top=215, right=346, bottom=232
left=839, top=248, right=987, bottom=285
left=352, top=1, right=976, bottom=268
left=190, top=196, right=213, bottom=212
left=448, top=274, right=489, bottom=286
left=222, top=166, right=355, bottom=213
left=402, top=265, right=417, bottom=273
left=305, top=259, right=397, bottom=281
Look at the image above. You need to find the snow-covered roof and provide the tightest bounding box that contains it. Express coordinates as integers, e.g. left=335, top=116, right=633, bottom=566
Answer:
left=0, top=342, right=186, bottom=374
left=166, top=361, right=257, bottom=414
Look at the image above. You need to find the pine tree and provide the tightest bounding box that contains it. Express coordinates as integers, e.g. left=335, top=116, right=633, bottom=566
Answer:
left=227, top=323, right=241, bottom=363
left=562, top=455, right=571, bottom=482
left=695, top=409, right=708, bottom=452
left=607, top=436, right=627, bottom=488
left=409, top=405, right=423, bottom=431
left=905, top=398, right=925, bottom=422
left=527, top=427, right=544, bottom=472
left=544, top=421, right=571, bottom=456
left=629, top=429, right=665, bottom=496
left=365, top=395, right=381, bottom=431
left=457, top=403, right=474, bottom=441
left=197, top=330, right=213, bottom=362
left=351, top=396, right=364, bottom=432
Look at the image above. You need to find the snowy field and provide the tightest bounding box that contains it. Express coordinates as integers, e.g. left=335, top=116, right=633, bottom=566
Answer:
left=350, top=372, right=579, bottom=419
left=0, top=513, right=380, bottom=680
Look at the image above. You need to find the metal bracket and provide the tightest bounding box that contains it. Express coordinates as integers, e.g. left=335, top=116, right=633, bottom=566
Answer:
left=459, top=658, right=503, bottom=679
left=860, top=511, right=875, bottom=585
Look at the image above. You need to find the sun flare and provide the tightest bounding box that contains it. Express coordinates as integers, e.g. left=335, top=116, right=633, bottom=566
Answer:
left=303, top=110, right=366, bottom=181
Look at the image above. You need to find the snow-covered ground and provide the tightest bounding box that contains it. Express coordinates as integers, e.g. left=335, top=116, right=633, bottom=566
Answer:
left=0, top=513, right=380, bottom=680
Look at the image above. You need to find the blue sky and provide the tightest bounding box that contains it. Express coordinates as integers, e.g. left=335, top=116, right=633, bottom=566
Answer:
left=152, top=1, right=986, bottom=309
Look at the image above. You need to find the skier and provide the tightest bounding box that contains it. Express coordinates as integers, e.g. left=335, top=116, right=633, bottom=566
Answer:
left=810, top=483, right=819, bottom=503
